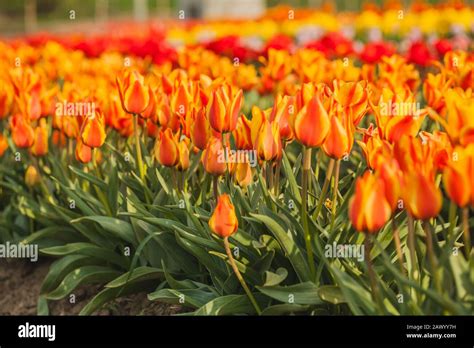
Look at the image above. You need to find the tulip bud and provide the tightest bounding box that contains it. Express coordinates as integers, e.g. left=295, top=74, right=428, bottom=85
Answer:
left=75, top=137, right=92, bottom=163
left=11, top=114, right=34, bottom=149
left=190, top=107, right=212, bottom=151
left=292, top=94, right=330, bottom=148
left=255, top=119, right=282, bottom=162
left=322, top=106, right=353, bottom=159
left=209, top=194, right=238, bottom=238
left=201, top=136, right=227, bottom=176
left=31, top=119, right=48, bottom=156
left=81, top=112, right=106, bottom=148
left=403, top=172, right=442, bottom=220
left=176, top=140, right=190, bottom=171
left=443, top=145, right=474, bottom=207
left=207, top=85, right=243, bottom=133
left=154, top=128, right=179, bottom=167
left=348, top=171, right=392, bottom=233
left=25, top=165, right=40, bottom=188
left=233, top=161, right=253, bottom=188
left=116, top=70, right=150, bottom=115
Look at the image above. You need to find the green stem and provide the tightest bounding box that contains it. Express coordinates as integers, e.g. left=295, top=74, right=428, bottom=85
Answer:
left=274, top=160, right=281, bottom=197
left=268, top=161, right=274, bottom=193
left=223, top=237, right=261, bottom=315
left=462, top=207, right=471, bottom=257
left=392, top=218, right=405, bottom=275
left=301, top=147, right=316, bottom=281
left=133, top=114, right=145, bottom=182
left=312, top=158, right=335, bottom=222
left=212, top=175, right=219, bottom=201
left=422, top=220, right=441, bottom=293
left=448, top=201, right=456, bottom=243
left=329, top=159, right=341, bottom=233
left=365, top=234, right=385, bottom=314
left=407, top=213, right=417, bottom=279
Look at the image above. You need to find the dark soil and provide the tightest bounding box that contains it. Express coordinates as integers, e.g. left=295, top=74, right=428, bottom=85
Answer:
left=0, top=259, right=183, bottom=315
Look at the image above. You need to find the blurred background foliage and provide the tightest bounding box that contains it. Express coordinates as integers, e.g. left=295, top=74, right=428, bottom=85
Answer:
left=0, top=0, right=468, bottom=35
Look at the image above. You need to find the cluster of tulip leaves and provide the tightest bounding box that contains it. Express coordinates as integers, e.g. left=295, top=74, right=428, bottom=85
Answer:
left=0, top=127, right=473, bottom=316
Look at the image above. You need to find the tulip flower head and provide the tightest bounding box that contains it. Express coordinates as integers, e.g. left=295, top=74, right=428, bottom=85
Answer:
left=209, top=194, right=238, bottom=238
left=349, top=171, right=392, bottom=233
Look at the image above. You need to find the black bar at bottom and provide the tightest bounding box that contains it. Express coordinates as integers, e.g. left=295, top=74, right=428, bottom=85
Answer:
left=0, top=316, right=472, bottom=346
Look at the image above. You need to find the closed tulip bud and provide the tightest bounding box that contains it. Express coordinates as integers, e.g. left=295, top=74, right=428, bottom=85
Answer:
left=378, top=159, right=402, bottom=210
left=209, top=194, right=238, bottom=238
left=116, top=70, right=150, bottom=115
left=322, top=106, right=353, bottom=159
left=443, top=145, right=474, bottom=207
left=207, top=84, right=243, bottom=133
left=75, top=137, right=92, bottom=163
left=11, top=114, right=34, bottom=149
left=271, top=94, right=295, bottom=142
left=292, top=94, right=330, bottom=148
left=349, top=171, right=392, bottom=233
left=31, top=119, right=48, bottom=156
left=140, top=86, right=156, bottom=119
left=190, top=107, right=212, bottom=151
left=403, top=172, right=442, bottom=220
left=81, top=112, right=106, bottom=148
left=0, top=133, right=9, bottom=157
left=201, top=136, right=227, bottom=176
left=255, top=119, right=282, bottom=162
left=25, top=165, right=40, bottom=188
left=233, top=161, right=253, bottom=188
left=176, top=140, right=190, bottom=171
left=155, top=128, right=179, bottom=167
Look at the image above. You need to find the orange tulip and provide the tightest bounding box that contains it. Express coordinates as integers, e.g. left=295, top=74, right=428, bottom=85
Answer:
left=31, top=118, right=48, bottom=156
left=207, top=84, right=243, bottom=133
left=176, top=140, right=190, bottom=171
left=370, top=87, right=425, bottom=143
left=357, top=125, right=393, bottom=170
left=209, top=194, right=238, bottom=238
left=255, top=118, right=282, bottom=162
left=190, top=107, right=212, bottom=151
left=0, top=83, right=13, bottom=119
left=332, top=80, right=368, bottom=126
left=0, top=133, right=8, bottom=157
left=443, top=145, right=474, bottom=207
left=116, top=70, right=150, bottom=115
left=25, top=165, right=40, bottom=188
left=271, top=94, right=295, bottom=142
left=61, top=116, right=80, bottom=139
left=11, top=114, right=34, bottom=149
left=403, top=171, right=442, bottom=220
left=442, top=89, right=474, bottom=146
left=322, top=105, right=354, bottom=159
left=423, top=72, right=451, bottom=116
left=154, top=128, right=179, bottom=167
left=233, top=161, right=253, bottom=188
left=75, top=137, right=92, bottom=164
left=140, top=87, right=157, bottom=120
left=378, top=159, right=402, bottom=210
left=52, top=130, right=67, bottom=148
left=201, top=136, right=227, bottom=176
left=349, top=171, right=392, bottom=233
left=292, top=94, right=330, bottom=148
left=81, top=112, right=106, bottom=148
left=233, top=115, right=253, bottom=150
